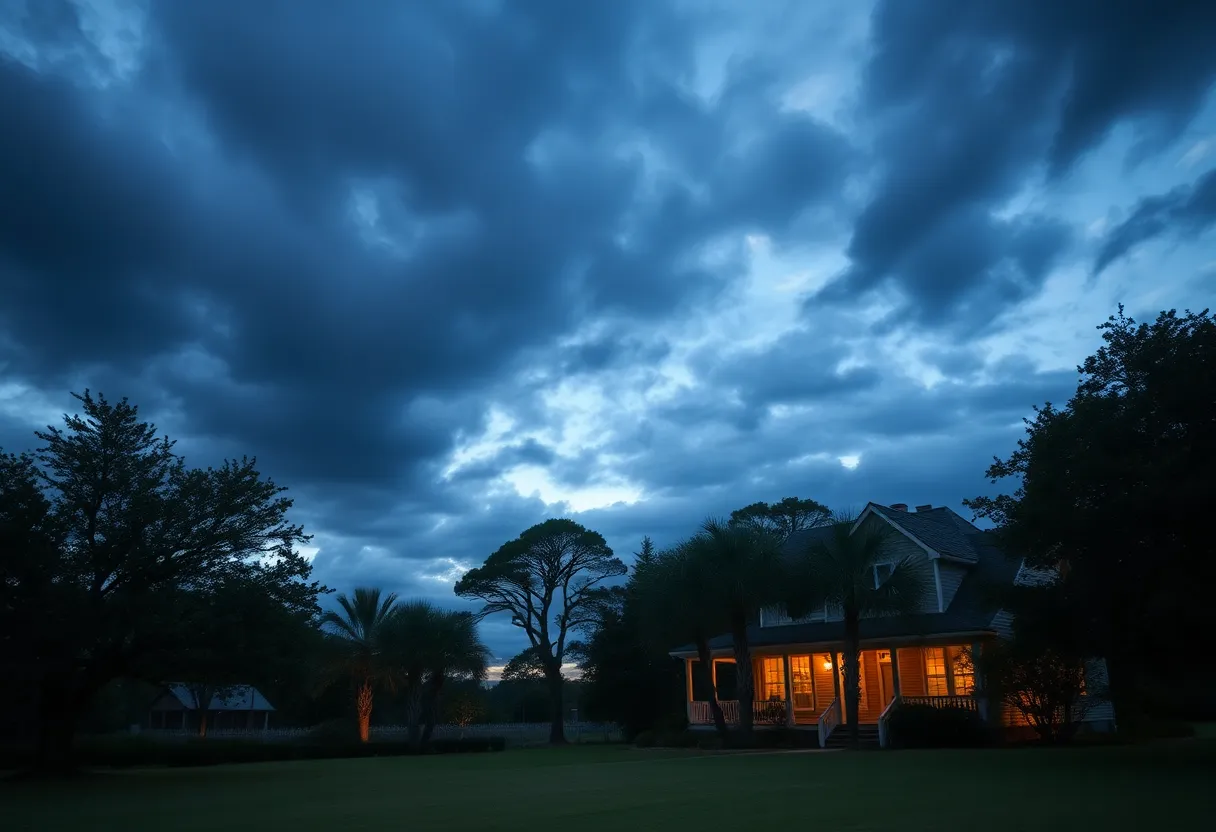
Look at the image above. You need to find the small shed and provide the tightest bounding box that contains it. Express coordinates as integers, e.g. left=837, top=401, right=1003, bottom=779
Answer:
left=149, top=684, right=276, bottom=731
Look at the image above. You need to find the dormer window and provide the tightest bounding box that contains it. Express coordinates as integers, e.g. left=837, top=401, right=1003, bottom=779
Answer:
left=873, top=562, right=895, bottom=589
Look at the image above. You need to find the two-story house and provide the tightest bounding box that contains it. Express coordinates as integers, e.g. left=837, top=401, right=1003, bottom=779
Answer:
left=668, top=501, right=1114, bottom=747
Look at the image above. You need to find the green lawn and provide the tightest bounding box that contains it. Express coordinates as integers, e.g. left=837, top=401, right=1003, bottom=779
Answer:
left=3, top=741, right=1213, bottom=831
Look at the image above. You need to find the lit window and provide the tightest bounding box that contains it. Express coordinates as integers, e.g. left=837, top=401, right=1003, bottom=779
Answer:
left=873, top=562, right=894, bottom=588
left=790, top=656, right=814, bottom=710
left=925, top=647, right=949, bottom=695
left=762, top=657, right=785, bottom=700
left=949, top=647, right=974, bottom=695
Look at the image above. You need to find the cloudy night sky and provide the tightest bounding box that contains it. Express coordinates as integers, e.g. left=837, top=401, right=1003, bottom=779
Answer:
left=2, top=0, right=1215, bottom=660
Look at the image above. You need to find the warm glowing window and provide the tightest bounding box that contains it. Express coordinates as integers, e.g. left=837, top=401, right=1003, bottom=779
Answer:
left=762, top=657, right=785, bottom=700
left=949, top=647, right=974, bottom=695
left=790, top=655, right=813, bottom=709
left=925, top=647, right=949, bottom=695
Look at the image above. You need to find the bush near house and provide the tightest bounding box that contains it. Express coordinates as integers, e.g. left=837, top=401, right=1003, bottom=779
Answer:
left=887, top=704, right=992, bottom=749
left=0, top=735, right=505, bottom=770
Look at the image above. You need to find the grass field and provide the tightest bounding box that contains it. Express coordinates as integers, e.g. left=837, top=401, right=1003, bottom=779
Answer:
left=3, top=741, right=1213, bottom=831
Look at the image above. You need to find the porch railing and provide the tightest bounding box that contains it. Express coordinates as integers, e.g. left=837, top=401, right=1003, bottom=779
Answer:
left=817, top=698, right=841, bottom=747
left=877, top=697, right=900, bottom=749
left=900, top=695, right=978, bottom=711
left=689, top=700, right=788, bottom=725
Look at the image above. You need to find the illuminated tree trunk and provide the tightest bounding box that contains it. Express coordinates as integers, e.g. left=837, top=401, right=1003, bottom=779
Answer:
left=356, top=682, right=374, bottom=743
left=198, top=710, right=208, bottom=739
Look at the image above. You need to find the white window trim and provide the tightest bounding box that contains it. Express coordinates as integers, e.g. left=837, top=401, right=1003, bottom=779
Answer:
left=872, top=561, right=896, bottom=589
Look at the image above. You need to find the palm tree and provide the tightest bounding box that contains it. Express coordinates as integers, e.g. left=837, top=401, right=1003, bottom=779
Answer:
left=633, top=546, right=731, bottom=738
left=419, top=610, right=491, bottom=746
left=788, top=511, right=929, bottom=749
left=384, top=601, right=491, bottom=748
left=679, top=519, right=786, bottom=739
left=318, top=587, right=400, bottom=743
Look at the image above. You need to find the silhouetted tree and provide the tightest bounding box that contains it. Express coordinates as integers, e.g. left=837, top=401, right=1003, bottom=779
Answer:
left=786, top=512, right=929, bottom=749
left=455, top=518, right=626, bottom=743
left=680, top=519, right=786, bottom=739
left=729, top=496, right=831, bottom=541
left=2, top=392, right=324, bottom=771
left=966, top=306, right=1216, bottom=732
left=319, top=588, right=400, bottom=742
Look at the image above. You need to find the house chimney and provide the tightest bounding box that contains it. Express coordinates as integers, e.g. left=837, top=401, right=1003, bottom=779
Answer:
left=915, top=504, right=932, bottom=512
left=890, top=503, right=908, bottom=511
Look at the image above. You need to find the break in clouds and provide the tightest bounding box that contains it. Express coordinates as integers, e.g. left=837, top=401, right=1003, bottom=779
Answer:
left=2, top=0, right=1215, bottom=656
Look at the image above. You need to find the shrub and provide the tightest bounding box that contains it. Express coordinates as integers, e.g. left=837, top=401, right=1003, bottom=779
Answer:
left=887, top=704, right=991, bottom=749
left=0, top=735, right=506, bottom=770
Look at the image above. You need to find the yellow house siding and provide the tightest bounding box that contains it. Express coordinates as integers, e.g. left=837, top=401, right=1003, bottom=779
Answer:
left=812, top=653, right=836, bottom=712
left=898, top=646, right=926, bottom=695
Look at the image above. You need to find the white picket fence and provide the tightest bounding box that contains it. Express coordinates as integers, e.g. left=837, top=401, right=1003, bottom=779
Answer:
left=140, top=722, right=622, bottom=747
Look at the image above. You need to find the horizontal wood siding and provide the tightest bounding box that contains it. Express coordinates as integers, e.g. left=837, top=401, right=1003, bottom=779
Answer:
left=898, top=646, right=926, bottom=696
left=937, top=562, right=967, bottom=610
left=854, top=650, right=882, bottom=723
left=860, top=515, right=939, bottom=613
left=813, top=654, right=836, bottom=709
left=990, top=609, right=1015, bottom=638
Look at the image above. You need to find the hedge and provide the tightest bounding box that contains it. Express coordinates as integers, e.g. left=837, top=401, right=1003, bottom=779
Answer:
left=1, top=735, right=505, bottom=770
left=886, top=704, right=992, bottom=749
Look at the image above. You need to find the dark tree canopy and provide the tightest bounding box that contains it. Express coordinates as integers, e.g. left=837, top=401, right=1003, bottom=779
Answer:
left=1, top=391, right=327, bottom=767
left=966, top=307, right=1216, bottom=730
left=454, top=518, right=625, bottom=742
left=500, top=647, right=549, bottom=682
left=729, top=496, right=831, bottom=540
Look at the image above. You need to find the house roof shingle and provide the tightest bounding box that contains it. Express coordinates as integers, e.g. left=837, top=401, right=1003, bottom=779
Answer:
left=873, top=504, right=981, bottom=562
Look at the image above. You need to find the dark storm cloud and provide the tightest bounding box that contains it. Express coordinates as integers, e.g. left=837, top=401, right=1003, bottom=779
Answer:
left=1094, top=168, right=1216, bottom=274
left=817, top=0, right=1216, bottom=327
left=705, top=329, right=882, bottom=411
left=611, top=357, right=1076, bottom=496
left=3, top=0, right=1213, bottom=658
left=0, top=61, right=206, bottom=380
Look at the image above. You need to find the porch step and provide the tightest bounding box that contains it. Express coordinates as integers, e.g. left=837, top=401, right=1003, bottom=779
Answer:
left=823, top=724, right=880, bottom=750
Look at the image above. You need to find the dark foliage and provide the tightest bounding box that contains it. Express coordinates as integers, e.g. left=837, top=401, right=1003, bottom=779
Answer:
left=886, top=704, right=992, bottom=749
left=0, top=392, right=327, bottom=770
left=728, top=496, right=830, bottom=541
left=966, top=306, right=1216, bottom=732
left=577, top=538, right=686, bottom=739
left=455, top=518, right=625, bottom=743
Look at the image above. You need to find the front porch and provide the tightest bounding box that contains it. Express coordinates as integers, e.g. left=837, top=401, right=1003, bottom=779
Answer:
left=684, top=644, right=982, bottom=745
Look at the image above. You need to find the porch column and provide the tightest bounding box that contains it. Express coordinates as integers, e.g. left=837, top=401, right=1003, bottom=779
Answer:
left=832, top=651, right=843, bottom=705
left=685, top=658, right=694, bottom=723
left=263, top=710, right=270, bottom=731
left=782, top=654, right=795, bottom=727
left=890, top=646, right=902, bottom=701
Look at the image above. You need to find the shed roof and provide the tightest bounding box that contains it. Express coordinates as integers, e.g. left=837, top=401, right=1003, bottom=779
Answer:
left=164, top=684, right=276, bottom=712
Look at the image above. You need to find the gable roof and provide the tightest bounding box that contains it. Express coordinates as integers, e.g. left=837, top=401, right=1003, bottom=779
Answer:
left=669, top=506, right=1022, bottom=656
left=866, top=504, right=981, bottom=562
left=164, top=684, right=275, bottom=712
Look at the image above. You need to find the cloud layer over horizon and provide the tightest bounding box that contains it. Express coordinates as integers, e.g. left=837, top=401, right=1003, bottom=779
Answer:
left=3, top=0, right=1215, bottom=657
